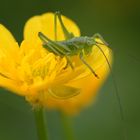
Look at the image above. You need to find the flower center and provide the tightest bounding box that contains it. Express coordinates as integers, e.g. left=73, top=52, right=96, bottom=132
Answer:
left=18, top=47, right=68, bottom=87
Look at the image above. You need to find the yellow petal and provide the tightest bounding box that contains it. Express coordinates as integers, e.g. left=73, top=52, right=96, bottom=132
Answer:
left=0, top=24, right=19, bottom=59
left=0, top=76, right=28, bottom=96
left=24, top=12, right=80, bottom=41
left=0, top=24, right=17, bottom=48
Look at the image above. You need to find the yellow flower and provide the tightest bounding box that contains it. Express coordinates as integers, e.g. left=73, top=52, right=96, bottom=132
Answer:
left=0, top=12, right=112, bottom=114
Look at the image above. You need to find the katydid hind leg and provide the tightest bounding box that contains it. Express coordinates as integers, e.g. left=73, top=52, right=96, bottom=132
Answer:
left=39, top=32, right=71, bottom=53
left=43, top=43, right=63, bottom=56
left=38, top=32, right=64, bottom=55
left=93, top=33, right=109, bottom=46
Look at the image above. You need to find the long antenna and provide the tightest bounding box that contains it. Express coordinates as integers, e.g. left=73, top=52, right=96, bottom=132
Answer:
left=95, top=37, right=127, bottom=140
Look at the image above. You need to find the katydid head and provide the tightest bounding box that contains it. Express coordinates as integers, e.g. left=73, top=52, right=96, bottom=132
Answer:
left=83, top=37, right=96, bottom=55
left=92, top=33, right=109, bottom=46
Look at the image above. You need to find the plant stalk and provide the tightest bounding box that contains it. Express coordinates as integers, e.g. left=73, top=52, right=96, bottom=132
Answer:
left=34, top=107, right=48, bottom=140
left=60, top=112, right=76, bottom=140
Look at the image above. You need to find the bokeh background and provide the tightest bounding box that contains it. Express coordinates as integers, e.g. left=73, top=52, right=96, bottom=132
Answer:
left=0, top=0, right=140, bottom=140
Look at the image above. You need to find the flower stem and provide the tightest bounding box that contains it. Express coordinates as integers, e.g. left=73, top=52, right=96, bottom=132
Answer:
left=60, top=112, right=76, bottom=140
left=34, top=107, right=48, bottom=140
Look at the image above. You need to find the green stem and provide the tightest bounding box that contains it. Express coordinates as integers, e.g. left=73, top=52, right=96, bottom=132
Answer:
left=60, top=112, right=76, bottom=140
left=34, top=107, right=48, bottom=140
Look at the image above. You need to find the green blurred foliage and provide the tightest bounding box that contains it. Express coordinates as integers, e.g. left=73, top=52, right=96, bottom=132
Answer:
left=0, top=0, right=140, bottom=140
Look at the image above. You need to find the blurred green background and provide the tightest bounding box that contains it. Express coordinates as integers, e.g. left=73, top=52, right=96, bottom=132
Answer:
left=0, top=0, right=140, bottom=140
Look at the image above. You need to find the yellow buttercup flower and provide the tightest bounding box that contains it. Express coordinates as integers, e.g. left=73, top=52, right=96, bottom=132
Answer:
left=0, top=12, right=112, bottom=114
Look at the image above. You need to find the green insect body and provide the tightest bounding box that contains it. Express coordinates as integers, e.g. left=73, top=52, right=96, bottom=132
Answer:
left=39, top=32, right=101, bottom=78
left=43, top=35, right=95, bottom=55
